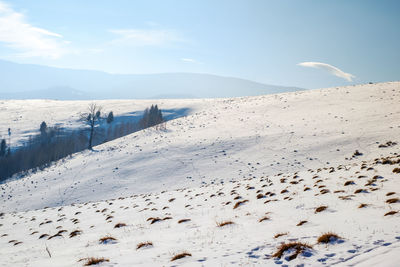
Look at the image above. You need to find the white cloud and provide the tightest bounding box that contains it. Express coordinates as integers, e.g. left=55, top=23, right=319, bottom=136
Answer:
left=0, top=1, right=66, bottom=58
left=297, top=61, right=355, bottom=82
left=109, top=29, right=183, bottom=46
left=181, top=58, right=202, bottom=64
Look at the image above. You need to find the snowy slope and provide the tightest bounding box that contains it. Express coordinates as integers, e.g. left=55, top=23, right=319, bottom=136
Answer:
left=1, top=82, right=399, bottom=213
left=0, top=81, right=399, bottom=266
left=0, top=151, right=399, bottom=266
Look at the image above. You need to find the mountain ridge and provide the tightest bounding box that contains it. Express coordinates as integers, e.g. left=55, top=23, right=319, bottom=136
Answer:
left=0, top=59, right=304, bottom=99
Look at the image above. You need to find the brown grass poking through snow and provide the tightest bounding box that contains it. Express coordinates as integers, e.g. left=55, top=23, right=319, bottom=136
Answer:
left=69, top=230, right=82, bottom=238
left=39, top=234, right=49, bottom=239
left=114, top=223, right=127, bottom=228
left=147, top=217, right=162, bottom=224
left=354, top=189, right=368, bottom=194
left=233, top=200, right=249, bottom=209
left=178, top=219, right=191, bottom=224
left=320, top=189, right=330, bottom=194
left=344, top=181, right=355, bottom=186
left=272, top=242, right=312, bottom=260
left=358, top=203, right=368, bottom=208
left=297, top=220, right=308, bottom=226
left=386, top=198, right=400, bottom=204
left=80, top=257, right=110, bottom=266
left=136, top=241, right=153, bottom=250
left=384, top=211, right=398, bottom=216
left=274, top=232, right=288, bottom=239
left=315, top=206, right=328, bottom=213
left=259, top=216, right=270, bottom=222
left=171, top=252, right=192, bottom=261
left=393, top=168, right=400, bottom=173
left=386, top=192, right=396, bottom=196
left=216, top=220, right=234, bottom=227
left=99, top=235, right=117, bottom=244
left=317, top=232, right=342, bottom=244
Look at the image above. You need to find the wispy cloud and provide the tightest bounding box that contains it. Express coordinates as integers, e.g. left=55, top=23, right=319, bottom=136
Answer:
left=297, top=61, right=355, bottom=82
left=181, top=58, right=202, bottom=64
left=0, top=1, right=67, bottom=58
left=109, top=29, right=183, bottom=46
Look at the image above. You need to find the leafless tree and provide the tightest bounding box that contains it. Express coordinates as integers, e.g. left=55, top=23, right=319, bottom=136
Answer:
left=80, top=103, right=102, bottom=150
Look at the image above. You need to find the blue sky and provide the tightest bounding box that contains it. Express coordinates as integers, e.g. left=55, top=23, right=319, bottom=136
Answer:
left=0, top=0, right=399, bottom=88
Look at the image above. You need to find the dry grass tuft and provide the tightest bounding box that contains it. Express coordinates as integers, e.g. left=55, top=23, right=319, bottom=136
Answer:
left=297, top=220, right=308, bottom=226
left=259, top=216, right=270, bottom=222
left=69, top=230, right=82, bottom=238
left=386, top=192, right=396, bottom=196
left=393, top=168, right=400, bottom=173
left=320, top=189, right=330, bottom=194
left=317, top=232, right=342, bottom=244
left=315, top=206, right=328, bottom=213
left=339, top=195, right=352, bottom=200
left=216, top=220, right=234, bottom=227
left=354, top=189, right=368, bottom=194
left=80, top=257, right=109, bottom=266
left=147, top=217, right=162, bottom=224
left=334, top=190, right=345, bottom=193
left=386, top=198, right=400, bottom=204
left=47, top=233, right=63, bottom=240
left=114, top=223, right=127, bottom=228
left=39, top=234, right=49, bottom=239
left=178, top=219, right=191, bottom=224
left=384, top=211, right=398, bottom=216
left=99, top=235, right=117, bottom=244
left=274, top=232, right=288, bottom=239
left=136, top=241, right=153, bottom=250
left=233, top=200, right=249, bottom=209
left=171, top=252, right=192, bottom=261
left=358, top=203, right=368, bottom=208
left=272, top=242, right=312, bottom=260
left=344, top=181, right=355, bottom=186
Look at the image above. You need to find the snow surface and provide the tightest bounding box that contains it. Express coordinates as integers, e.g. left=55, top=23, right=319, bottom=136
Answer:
left=0, top=81, right=400, bottom=266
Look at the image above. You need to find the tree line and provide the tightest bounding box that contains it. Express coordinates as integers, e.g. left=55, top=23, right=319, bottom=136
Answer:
left=0, top=104, right=165, bottom=182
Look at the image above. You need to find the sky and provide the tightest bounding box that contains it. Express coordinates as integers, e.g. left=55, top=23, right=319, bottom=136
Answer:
left=0, top=0, right=399, bottom=89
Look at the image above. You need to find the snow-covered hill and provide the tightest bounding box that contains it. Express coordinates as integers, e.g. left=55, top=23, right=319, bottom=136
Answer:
left=0, top=81, right=399, bottom=266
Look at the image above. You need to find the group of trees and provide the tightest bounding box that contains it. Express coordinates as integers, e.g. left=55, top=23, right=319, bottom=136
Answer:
left=0, top=104, right=165, bottom=182
left=139, top=105, right=165, bottom=130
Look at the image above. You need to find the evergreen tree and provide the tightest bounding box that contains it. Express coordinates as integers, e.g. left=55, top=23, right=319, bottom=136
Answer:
left=40, top=121, right=48, bottom=143
left=0, top=139, right=6, bottom=157
left=107, top=111, right=114, bottom=124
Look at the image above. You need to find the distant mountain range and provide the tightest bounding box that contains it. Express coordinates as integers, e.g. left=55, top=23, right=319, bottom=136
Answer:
left=0, top=60, right=304, bottom=99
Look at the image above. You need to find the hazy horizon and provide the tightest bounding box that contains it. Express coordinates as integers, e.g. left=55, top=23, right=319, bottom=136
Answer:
left=0, top=0, right=399, bottom=91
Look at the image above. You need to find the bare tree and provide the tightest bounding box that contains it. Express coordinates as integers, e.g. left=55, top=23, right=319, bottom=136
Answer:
left=80, top=103, right=102, bottom=150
